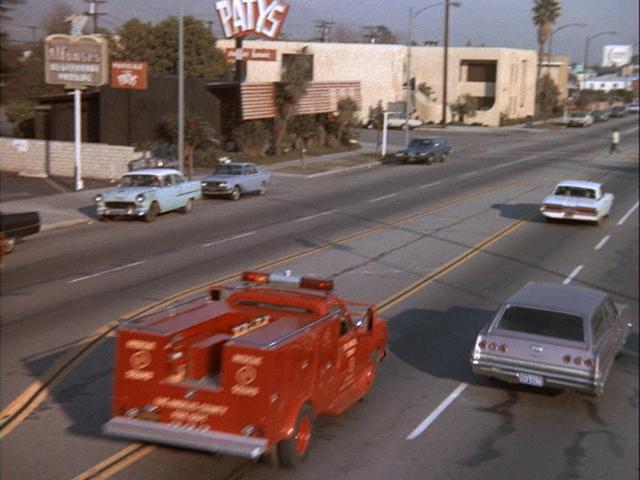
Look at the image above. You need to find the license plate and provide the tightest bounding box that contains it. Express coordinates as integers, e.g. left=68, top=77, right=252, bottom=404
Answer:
left=107, top=209, right=129, bottom=215
left=518, top=373, right=544, bottom=387
left=564, top=210, right=574, bottom=218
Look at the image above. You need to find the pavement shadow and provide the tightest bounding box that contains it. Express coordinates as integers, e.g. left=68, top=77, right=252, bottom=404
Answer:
left=388, top=307, right=561, bottom=396
left=491, top=203, right=546, bottom=223
left=22, top=336, right=116, bottom=438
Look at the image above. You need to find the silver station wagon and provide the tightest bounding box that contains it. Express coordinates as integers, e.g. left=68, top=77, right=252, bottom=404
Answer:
left=470, top=282, right=632, bottom=396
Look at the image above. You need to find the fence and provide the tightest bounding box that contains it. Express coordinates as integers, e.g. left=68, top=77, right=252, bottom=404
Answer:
left=0, top=137, right=137, bottom=180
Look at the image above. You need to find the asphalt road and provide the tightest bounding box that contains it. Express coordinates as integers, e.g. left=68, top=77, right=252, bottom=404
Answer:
left=1, top=117, right=638, bottom=480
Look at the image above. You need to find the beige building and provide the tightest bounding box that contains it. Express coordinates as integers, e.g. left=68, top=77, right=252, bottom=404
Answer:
left=217, top=40, right=538, bottom=126
left=541, top=54, right=571, bottom=102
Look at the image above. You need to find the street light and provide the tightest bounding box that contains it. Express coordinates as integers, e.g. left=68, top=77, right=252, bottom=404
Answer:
left=583, top=30, right=617, bottom=76
left=404, top=1, right=461, bottom=145
left=441, top=0, right=461, bottom=129
left=548, top=23, right=586, bottom=64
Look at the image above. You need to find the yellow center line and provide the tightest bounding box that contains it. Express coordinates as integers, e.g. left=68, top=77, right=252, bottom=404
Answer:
left=71, top=444, right=155, bottom=480
left=0, top=178, right=523, bottom=439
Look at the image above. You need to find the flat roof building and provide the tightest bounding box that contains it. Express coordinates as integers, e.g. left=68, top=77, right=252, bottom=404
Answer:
left=217, top=40, right=539, bottom=126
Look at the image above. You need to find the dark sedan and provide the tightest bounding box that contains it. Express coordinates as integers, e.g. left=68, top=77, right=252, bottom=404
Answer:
left=591, top=110, right=610, bottom=122
left=394, top=137, right=452, bottom=164
left=470, top=282, right=632, bottom=396
left=0, top=211, right=40, bottom=255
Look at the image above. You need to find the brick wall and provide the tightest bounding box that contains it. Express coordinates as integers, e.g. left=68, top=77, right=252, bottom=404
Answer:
left=0, top=138, right=137, bottom=180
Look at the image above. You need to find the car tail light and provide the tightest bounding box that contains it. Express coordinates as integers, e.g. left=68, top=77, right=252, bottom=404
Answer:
left=563, top=355, right=571, bottom=364
left=478, top=340, right=487, bottom=350
left=543, top=204, right=563, bottom=211
left=573, top=356, right=583, bottom=366
left=575, top=208, right=596, bottom=215
left=583, top=359, right=594, bottom=368
left=488, top=343, right=497, bottom=351
left=498, top=344, right=508, bottom=353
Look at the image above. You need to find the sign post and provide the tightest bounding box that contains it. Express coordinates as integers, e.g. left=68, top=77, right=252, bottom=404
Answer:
left=45, top=32, right=108, bottom=190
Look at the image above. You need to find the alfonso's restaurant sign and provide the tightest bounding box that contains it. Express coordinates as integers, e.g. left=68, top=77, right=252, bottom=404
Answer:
left=215, top=0, right=289, bottom=40
left=45, top=34, right=109, bottom=88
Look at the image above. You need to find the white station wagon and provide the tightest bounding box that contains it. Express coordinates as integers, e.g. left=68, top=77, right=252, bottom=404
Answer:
left=541, top=180, right=614, bottom=225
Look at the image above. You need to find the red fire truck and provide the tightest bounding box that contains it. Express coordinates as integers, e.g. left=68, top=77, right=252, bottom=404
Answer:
left=104, top=271, right=388, bottom=466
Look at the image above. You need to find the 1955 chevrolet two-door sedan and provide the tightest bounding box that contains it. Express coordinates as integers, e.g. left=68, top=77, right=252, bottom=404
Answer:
left=94, top=169, right=202, bottom=222
left=470, top=282, right=632, bottom=397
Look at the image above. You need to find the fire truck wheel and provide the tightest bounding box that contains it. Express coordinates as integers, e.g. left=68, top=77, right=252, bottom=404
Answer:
left=278, top=403, right=314, bottom=467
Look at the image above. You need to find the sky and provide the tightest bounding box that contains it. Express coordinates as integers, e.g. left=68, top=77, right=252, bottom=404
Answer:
left=5, top=0, right=639, bottom=65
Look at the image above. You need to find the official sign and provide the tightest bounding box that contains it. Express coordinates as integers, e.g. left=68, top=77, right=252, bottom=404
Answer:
left=45, top=34, right=109, bottom=88
left=111, top=61, right=149, bottom=90
left=215, top=0, right=289, bottom=40
left=602, top=45, right=632, bottom=68
left=224, top=48, right=277, bottom=62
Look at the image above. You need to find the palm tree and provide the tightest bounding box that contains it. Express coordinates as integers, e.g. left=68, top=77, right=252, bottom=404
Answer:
left=532, top=0, right=561, bottom=116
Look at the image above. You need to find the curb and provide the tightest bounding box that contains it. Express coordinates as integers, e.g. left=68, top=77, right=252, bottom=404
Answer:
left=41, top=218, right=93, bottom=232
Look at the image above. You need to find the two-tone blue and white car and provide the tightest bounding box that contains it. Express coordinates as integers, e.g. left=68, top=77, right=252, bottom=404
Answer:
left=201, top=162, right=271, bottom=200
left=94, top=169, right=202, bottom=222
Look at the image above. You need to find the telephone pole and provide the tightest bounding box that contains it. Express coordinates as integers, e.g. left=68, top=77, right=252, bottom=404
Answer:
left=314, top=21, right=334, bottom=42
left=83, top=0, right=107, bottom=33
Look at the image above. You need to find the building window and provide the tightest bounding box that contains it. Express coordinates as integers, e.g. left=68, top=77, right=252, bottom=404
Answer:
left=282, top=54, right=313, bottom=82
left=462, top=61, right=497, bottom=82
left=474, top=96, right=495, bottom=110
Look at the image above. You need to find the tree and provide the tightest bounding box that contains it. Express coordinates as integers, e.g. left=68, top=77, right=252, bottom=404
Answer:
left=0, top=0, right=24, bottom=40
left=43, top=1, right=75, bottom=35
left=232, top=121, right=270, bottom=158
left=532, top=0, right=561, bottom=116
left=335, top=97, right=359, bottom=145
left=417, top=82, right=434, bottom=99
left=158, top=114, right=216, bottom=177
left=332, top=25, right=359, bottom=43
left=449, top=94, right=478, bottom=123
left=536, top=73, right=560, bottom=117
left=274, top=52, right=312, bottom=153
left=114, top=16, right=228, bottom=77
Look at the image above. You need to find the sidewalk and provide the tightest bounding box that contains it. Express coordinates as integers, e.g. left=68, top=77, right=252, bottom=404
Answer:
left=0, top=143, right=380, bottom=232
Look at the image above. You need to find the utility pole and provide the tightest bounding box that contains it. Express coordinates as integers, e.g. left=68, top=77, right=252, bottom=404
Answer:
left=178, top=0, right=185, bottom=176
left=314, top=21, right=334, bottom=42
left=441, top=0, right=450, bottom=128
left=83, top=0, right=107, bottom=33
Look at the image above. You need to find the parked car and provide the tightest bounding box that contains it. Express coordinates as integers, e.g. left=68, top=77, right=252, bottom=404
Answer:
left=0, top=211, right=40, bottom=255
left=201, top=162, right=271, bottom=200
left=394, top=137, right=452, bottom=164
left=566, top=111, right=593, bottom=127
left=540, top=180, right=614, bottom=225
left=626, top=103, right=640, bottom=113
left=386, top=115, right=423, bottom=129
left=470, top=282, right=632, bottom=396
left=609, top=105, right=627, bottom=118
left=94, top=169, right=202, bottom=222
left=590, top=110, right=610, bottom=122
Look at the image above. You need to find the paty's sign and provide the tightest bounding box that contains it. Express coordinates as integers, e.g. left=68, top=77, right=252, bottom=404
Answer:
left=215, top=0, right=289, bottom=40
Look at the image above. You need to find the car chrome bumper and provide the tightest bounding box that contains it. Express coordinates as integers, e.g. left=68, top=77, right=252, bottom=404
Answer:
left=103, top=417, right=269, bottom=458
left=471, top=355, right=602, bottom=394
left=97, top=206, right=147, bottom=217
left=541, top=210, right=599, bottom=222
left=203, top=188, right=233, bottom=195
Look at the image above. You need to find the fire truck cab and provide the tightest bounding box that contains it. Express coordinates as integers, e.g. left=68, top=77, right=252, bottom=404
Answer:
left=104, top=271, right=388, bottom=466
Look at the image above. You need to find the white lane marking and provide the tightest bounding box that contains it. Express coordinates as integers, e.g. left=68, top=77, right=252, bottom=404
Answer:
left=623, top=126, right=639, bottom=134
left=202, top=231, right=256, bottom=248
left=617, top=201, right=639, bottom=226
left=419, top=181, right=443, bottom=189
left=594, top=235, right=611, bottom=251
left=407, top=383, right=468, bottom=440
left=295, top=210, right=336, bottom=222
left=368, top=193, right=398, bottom=203
left=563, top=265, right=584, bottom=285
left=458, top=171, right=479, bottom=178
left=68, top=261, right=146, bottom=284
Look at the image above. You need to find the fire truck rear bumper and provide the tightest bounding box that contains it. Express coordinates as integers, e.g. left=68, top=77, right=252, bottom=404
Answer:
left=103, top=417, right=269, bottom=459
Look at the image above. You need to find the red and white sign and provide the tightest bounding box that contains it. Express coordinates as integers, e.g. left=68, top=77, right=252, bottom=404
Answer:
left=225, top=47, right=277, bottom=62
left=111, top=61, right=148, bottom=90
left=215, top=0, right=289, bottom=40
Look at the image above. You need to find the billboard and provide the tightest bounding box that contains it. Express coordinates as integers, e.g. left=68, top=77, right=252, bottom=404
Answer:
left=602, top=45, right=632, bottom=67
left=45, top=34, right=109, bottom=88
left=215, top=0, right=289, bottom=40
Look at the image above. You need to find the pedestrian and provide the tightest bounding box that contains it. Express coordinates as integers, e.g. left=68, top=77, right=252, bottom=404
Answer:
left=610, top=128, right=621, bottom=154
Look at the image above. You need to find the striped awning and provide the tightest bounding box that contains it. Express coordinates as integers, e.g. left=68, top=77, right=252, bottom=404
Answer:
left=241, top=81, right=362, bottom=120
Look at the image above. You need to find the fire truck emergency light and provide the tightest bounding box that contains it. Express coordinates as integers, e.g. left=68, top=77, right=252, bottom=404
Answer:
left=242, top=271, right=334, bottom=291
